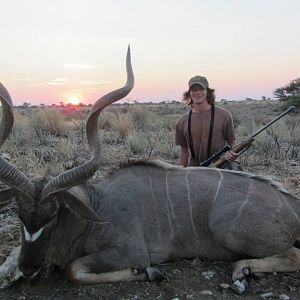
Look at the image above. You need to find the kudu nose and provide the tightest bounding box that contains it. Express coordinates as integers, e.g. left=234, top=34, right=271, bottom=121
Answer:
left=20, top=264, right=41, bottom=278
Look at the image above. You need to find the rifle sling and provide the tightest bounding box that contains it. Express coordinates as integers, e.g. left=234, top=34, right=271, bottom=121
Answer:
left=187, top=109, right=195, bottom=159
left=188, top=105, right=215, bottom=161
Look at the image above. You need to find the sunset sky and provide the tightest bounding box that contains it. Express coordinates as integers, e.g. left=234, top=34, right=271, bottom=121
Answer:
left=1, top=0, right=299, bottom=105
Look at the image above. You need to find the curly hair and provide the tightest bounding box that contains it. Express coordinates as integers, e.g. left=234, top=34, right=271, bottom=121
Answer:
left=182, top=87, right=216, bottom=107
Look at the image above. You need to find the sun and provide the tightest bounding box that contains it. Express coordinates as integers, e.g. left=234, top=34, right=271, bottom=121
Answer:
left=69, top=96, right=80, bottom=105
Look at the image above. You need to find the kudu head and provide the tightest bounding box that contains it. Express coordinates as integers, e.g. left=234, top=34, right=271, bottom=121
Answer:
left=0, top=47, right=134, bottom=277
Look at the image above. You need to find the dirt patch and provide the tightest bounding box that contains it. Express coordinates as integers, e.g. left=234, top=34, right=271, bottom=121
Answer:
left=1, top=260, right=300, bottom=299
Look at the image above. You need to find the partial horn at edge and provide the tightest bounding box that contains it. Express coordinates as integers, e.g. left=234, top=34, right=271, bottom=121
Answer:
left=0, top=83, right=36, bottom=199
left=0, top=83, right=14, bottom=147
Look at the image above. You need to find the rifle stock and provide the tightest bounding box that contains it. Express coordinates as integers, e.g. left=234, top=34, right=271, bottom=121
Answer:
left=212, top=137, right=254, bottom=168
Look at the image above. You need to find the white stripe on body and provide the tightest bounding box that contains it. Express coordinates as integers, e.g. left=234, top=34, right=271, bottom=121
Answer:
left=282, top=196, right=300, bottom=223
left=184, top=170, right=197, bottom=234
left=165, top=170, right=175, bottom=238
left=149, top=170, right=162, bottom=241
left=235, top=179, right=252, bottom=221
left=212, top=169, right=224, bottom=205
left=274, top=189, right=297, bottom=241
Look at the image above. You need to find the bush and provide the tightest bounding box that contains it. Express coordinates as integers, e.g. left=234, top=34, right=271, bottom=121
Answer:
left=279, top=97, right=300, bottom=110
left=110, top=113, right=134, bottom=139
left=168, top=145, right=179, bottom=160
left=130, top=105, right=150, bottom=129
left=274, top=78, right=300, bottom=107
left=126, top=131, right=145, bottom=155
left=8, top=111, right=35, bottom=147
left=29, top=108, right=66, bottom=144
left=98, top=111, right=118, bottom=130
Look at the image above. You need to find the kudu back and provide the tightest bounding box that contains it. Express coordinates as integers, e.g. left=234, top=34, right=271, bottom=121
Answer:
left=1, top=48, right=300, bottom=286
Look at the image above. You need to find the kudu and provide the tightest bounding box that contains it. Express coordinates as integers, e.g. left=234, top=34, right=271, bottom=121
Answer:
left=1, top=48, right=300, bottom=286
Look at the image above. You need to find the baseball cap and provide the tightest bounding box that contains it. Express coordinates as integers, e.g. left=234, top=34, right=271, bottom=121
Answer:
left=188, top=76, right=209, bottom=89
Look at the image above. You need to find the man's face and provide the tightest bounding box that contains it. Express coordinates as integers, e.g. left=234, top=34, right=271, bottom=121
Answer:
left=190, top=85, right=208, bottom=105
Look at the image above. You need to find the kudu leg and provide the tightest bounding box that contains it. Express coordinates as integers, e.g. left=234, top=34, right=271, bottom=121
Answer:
left=66, top=249, right=165, bottom=284
left=68, top=265, right=147, bottom=283
left=67, top=263, right=164, bottom=284
left=232, top=247, right=300, bottom=281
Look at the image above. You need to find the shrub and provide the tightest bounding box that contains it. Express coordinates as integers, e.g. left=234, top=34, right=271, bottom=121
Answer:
left=129, top=105, right=150, bottom=129
left=28, top=108, right=66, bottom=144
left=98, top=111, right=118, bottom=130
left=110, top=113, right=134, bottom=139
left=8, top=111, right=35, bottom=147
left=279, top=97, right=300, bottom=110
left=64, top=107, right=88, bottom=121
left=44, top=108, right=66, bottom=135
left=168, top=145, right=179, bottom=160
left=274, top=78, right=300, bottom=107
left=126, top=131, right=145, bottom=155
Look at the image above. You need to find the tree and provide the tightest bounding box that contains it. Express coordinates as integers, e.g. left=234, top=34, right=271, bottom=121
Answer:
left=273, top=78, right=300, bottom=106
left=22, top=102, right=31, bottom=108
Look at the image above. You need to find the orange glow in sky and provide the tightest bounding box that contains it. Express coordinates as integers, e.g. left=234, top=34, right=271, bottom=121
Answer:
left=1, top=0, right=299, bottom=105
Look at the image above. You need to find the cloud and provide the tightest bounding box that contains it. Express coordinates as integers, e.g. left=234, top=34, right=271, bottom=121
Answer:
left=52, top=78, right=68, bottom=82
left=47, top=78, right=68, bottom=86
left=15, top=77, right=37, bottom=81
left=81, top=80, right=107, bottom=85
left=64, top=64, right=97, bottom=69
left=48, top=82, right=64, bottom=86
left=32, top=82, right=46, bottom=86
left=15, top=77, right=48, bottom=87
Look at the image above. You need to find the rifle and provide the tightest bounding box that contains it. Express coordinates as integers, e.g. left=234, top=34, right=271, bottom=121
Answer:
left=200, top=144, right=231, bottom=167
left=206, top=106, right=295, bottom=168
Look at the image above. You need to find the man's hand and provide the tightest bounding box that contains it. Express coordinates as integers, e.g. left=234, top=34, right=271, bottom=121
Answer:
left=224, top=150, right=239, bottom=161
left=179, top=146, right=189, bottom=167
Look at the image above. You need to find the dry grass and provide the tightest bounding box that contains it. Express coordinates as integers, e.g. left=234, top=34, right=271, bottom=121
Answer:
left=25, top=108, right=67, bottom=145
left=0, top=100, right=298, bottom=179
left=110, top=113, right=135, bottom=138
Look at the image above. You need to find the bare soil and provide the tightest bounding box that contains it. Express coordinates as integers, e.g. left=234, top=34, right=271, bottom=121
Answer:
left=2, top=259, right=300, bottom=300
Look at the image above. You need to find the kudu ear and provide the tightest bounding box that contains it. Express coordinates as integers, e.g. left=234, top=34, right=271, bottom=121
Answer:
left=0, top=187, right=16, bottom=210
left=60, top=186, right=103, bottom=223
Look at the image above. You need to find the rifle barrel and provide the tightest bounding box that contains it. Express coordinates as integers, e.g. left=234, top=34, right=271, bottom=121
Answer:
left=251, top=106, right=295, bottom=138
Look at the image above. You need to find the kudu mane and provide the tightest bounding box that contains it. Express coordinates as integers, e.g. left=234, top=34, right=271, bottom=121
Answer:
left=116, top=158, right=291, bottom=196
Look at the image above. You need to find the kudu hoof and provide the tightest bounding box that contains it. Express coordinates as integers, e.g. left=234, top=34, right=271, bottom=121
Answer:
left=243, top=267, right=251, bottom=276
left=145, top=267, right=167, bottom=281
